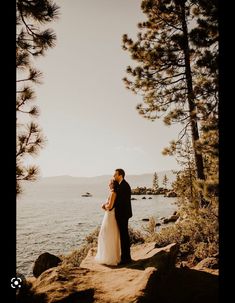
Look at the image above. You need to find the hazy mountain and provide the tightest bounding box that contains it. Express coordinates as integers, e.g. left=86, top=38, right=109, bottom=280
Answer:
left=20, top=170, right=178, bottom=197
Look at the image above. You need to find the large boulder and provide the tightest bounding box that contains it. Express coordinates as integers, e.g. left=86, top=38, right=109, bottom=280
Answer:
left=33, top=252, right=62, bottom=278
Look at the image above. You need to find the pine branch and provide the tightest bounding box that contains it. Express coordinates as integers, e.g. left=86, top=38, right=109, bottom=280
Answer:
left=177, top=121, right=191, bottom=141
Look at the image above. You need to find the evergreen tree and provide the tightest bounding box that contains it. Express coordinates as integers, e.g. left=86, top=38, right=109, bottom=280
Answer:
left=190, top=0, right=218, bottom=121
left=122, top=0, right=217, bottom=181
left=168, top=134, right=197, bottom=203
left=16, top=0, right=60, bottom=194
left=152, top=172, right=159, bottom=190
left=162, top=174, right=169, bottom=190
left=190, top=0, right=218, bottom=206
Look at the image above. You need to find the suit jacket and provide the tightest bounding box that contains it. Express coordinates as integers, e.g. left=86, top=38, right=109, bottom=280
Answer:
left=111, top=179, right=132, bottom=220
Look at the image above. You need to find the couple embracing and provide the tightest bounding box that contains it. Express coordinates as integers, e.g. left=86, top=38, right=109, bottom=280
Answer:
left=95, top=168, right=133, bottom=266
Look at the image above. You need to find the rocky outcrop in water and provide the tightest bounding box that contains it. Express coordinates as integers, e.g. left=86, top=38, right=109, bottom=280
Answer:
left=131, top=187, right=168, bottom=195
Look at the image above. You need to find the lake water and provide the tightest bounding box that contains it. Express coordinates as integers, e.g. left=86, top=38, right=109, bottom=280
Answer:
left=17, top=184, right=177, bottom=277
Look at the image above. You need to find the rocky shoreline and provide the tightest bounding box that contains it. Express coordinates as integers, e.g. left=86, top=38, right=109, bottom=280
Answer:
left=131, top=187, right=177, bottom=197
left=141, top=211, right=179, bottom=226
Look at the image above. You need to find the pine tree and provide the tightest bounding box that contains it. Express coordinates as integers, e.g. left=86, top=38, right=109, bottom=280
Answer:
left=162, top=174, right=169, bottom=190
left=152, top=172, right=159, bottom=190
left=190, top=0, right=218, bottom=207
left=122, top=0, right=217, bottom=182
left=168, top=134, right=197, bottom=204
left=16, top=0, right=60, bottom=194
left=190, top=0, right=218, bottom=120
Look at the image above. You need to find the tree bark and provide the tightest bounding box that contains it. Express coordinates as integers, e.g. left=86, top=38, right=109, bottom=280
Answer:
left=179, top=1, right=205, bottom=181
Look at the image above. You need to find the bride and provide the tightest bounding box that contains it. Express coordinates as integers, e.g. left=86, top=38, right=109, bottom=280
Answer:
left=94, top=179, right=121, bottom=265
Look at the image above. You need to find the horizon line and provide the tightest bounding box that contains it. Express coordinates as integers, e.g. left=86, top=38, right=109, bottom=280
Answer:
left=39, top=169, right=179, bottom=179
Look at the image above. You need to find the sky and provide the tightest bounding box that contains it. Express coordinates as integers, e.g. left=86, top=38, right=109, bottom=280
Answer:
left=25, top=0, right=182, bottom=177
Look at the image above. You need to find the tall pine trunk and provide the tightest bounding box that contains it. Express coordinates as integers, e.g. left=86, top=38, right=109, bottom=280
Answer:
left=179, top=1, right=205, bottom=181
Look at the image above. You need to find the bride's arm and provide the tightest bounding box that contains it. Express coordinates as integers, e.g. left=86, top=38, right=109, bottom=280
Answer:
left=105, top=191, right=116, bottom=210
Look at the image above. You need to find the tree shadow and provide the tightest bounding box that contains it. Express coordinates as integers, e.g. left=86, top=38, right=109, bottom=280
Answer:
left=16, top=280, right=95, bottom=303
left=54, top=288, right=95, bottom=303
left=137, top=267, right=219, bottom=303
left=103, top=250, right=176, bottom=271
left=16, top=281, right=47, bottom=303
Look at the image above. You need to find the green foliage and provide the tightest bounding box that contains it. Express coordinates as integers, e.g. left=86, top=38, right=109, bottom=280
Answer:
left=143, top=207, right=218, bottom=264
left=85, top=226, right=100, bottom=245
left=141, top=216, right=157, bottom=239
left=121, top=0, right=218, bottom=265
left=61, top=243, right=91, bottom=268
left=122, top=0, right=218, bottom=181
left=129, top=226, right=146, bottom=245
left=152, top=172, right=159, bottom=190
left=16, top=0, right=59, bottom=195
left=122, top=1, right=190, bottom=125
left=61, top=227, right=100, bottom=267
left=162, top=174, right=169, bottom=189
left=17, top=0, right=59, bottom=56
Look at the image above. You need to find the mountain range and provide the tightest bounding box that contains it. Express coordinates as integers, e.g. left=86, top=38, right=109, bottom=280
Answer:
left=20, top=170, right=178, bottom=198
left=27, top=170, right=177, bottom=187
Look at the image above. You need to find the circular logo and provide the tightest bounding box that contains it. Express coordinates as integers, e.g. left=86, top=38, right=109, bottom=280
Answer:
left=11, top=277, right=22, bottom=289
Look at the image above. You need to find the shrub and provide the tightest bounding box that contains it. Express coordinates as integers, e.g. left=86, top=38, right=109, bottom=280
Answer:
left=128, top=226, right=145, bottom=245
left=62, top=227, right=100, bottom=267
left=141, top=207, right=218, bottom=265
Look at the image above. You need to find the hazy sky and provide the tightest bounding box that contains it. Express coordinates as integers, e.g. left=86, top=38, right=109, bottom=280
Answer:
left=27, top=0, right=181, bottom=177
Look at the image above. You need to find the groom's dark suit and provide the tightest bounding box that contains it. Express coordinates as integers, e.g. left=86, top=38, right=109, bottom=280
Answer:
left=110, top=179, right=132, bottom=262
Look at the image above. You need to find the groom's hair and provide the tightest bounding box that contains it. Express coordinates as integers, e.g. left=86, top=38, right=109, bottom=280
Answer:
left=115, top=168, right=125, bottom=178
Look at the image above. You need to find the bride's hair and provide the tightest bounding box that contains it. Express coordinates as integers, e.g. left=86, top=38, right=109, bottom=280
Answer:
left=110, top=179, right=119, bottom=192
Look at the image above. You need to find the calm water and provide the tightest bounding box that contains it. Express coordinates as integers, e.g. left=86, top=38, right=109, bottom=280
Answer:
left=17, top=184, right=177, bottom=277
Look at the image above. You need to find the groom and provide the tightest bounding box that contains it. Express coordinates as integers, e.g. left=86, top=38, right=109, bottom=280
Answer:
left=112, top=168, right=133, bottom=265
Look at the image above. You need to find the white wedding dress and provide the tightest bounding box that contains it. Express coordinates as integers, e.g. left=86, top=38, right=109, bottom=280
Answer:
left=95, top=208, right=121, bottom=265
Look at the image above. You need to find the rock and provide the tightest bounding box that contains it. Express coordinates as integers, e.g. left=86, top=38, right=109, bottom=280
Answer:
left=148, top=266, right=218, bottom=303
left=148, top=197, right=152, bottom=199
left=155, top=223, right=161, bottom=226
left=131, top=187, right=147, bottom=195
left=142, top=218, right=149, bottom=221
left=25, top=242, right=179, bottom=303
left=167, top=191, right=177, bottom=197
left=163, top=214, right=179, bottom=224
left=131, top=197, right=137, bottom=200
left=142, top=196, right=146, bottom=199
left=33, top=252, right=62, bottom=278
left=156, top=187, right=167, bottom=195
left=22, top=243, right=218, bottom=303
left=131, top=187, right=158, bottom=195
left=179, top=261, right=190, bottom=269
left=193, top=257, right=219, bottom=272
